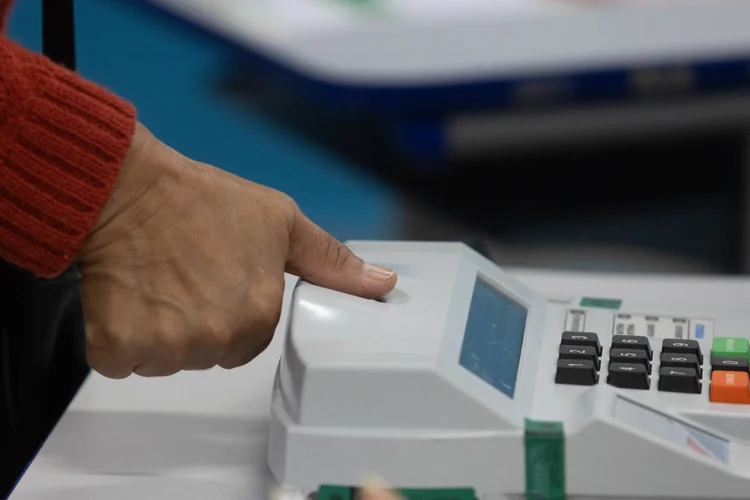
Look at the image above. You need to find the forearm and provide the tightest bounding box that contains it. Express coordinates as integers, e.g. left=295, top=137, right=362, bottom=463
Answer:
left=0, top=36, right=136, bottom=278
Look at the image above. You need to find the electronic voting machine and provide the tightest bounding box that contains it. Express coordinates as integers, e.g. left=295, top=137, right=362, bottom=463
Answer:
left=267, top=242, right=750, bottom=499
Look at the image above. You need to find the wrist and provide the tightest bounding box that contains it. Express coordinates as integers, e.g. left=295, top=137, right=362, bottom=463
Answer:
left=79, top=123, right=163, bottom=255
left=77, top=123, right=194, bottom=265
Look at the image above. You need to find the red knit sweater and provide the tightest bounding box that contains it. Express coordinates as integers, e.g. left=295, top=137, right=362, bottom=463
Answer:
left=0, top=0, right=136, bottom=278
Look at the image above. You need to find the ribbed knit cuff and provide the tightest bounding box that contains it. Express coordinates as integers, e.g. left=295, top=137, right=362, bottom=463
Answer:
left=0, top=39, right=136, bottom=278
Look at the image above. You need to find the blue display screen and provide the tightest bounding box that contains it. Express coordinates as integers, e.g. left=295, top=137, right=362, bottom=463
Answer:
left=459, top=278, right=528, bottom=399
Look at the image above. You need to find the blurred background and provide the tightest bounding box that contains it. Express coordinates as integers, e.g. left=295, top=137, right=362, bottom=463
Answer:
left=9, top=0, right=750, bottom=275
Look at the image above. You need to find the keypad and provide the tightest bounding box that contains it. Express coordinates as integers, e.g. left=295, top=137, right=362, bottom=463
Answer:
left=554, top=321, right=750, bottom=405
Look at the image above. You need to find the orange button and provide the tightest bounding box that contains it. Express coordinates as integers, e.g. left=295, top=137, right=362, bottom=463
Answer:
left=710, top=371, right=750, bottom=404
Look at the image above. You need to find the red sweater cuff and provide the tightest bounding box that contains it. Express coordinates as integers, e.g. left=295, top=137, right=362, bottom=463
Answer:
left=0, top=38, right=136, bottom=278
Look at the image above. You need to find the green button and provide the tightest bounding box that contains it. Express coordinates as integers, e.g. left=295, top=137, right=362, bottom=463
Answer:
left=712, top=337, right=750, bottom=362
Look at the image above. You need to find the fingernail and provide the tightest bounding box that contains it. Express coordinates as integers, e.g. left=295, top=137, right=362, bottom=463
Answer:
left=364, top=263, right=395, bottom=281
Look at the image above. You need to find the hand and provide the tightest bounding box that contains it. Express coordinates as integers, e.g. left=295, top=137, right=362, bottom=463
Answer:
left=359, top=484, right=403, bottom=500
left=78, top=122, right=397, bottom=378
left=270, top=481, right=403, bottom=500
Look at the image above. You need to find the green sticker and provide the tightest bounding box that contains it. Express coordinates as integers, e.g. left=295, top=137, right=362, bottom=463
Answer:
left=395, top=488, right=476, bottom=499
left=525, top=419, right=566, bottom=500
left=317, top=486, right=476, bottom=500
left=318, top=485, right=352, bottom=500
left=580, top=297, right=622, bottom=310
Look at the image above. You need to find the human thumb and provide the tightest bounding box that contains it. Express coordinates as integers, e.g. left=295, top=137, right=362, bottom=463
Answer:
left=286, top=212, right=397, bottom=299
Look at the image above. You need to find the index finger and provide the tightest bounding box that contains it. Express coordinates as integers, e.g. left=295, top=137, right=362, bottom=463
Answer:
left=285, top=210, right=397, bottom=299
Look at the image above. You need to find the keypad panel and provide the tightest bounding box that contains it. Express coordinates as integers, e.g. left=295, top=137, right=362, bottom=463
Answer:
left=555, top=315, right=750, bottom=405
left=556, top=332, right=705, bottom=393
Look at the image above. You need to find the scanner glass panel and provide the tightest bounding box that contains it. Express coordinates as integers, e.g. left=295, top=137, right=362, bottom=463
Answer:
left=459, top=277, right=528, bottom=399
left=613, top=396, right=731, bottom=465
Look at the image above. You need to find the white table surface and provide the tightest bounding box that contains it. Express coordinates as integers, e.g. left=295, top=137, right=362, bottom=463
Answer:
left=10, top=268, right=750, bottom=499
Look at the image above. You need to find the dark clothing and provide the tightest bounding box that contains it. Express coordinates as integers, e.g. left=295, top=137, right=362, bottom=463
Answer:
left=1, top=1, right=106, bottom=496
left=0, top=260, right=89, bottom=498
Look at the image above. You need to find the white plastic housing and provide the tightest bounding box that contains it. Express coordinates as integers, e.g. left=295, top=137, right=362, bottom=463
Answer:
left=267, top=241, right=750, bottom=499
